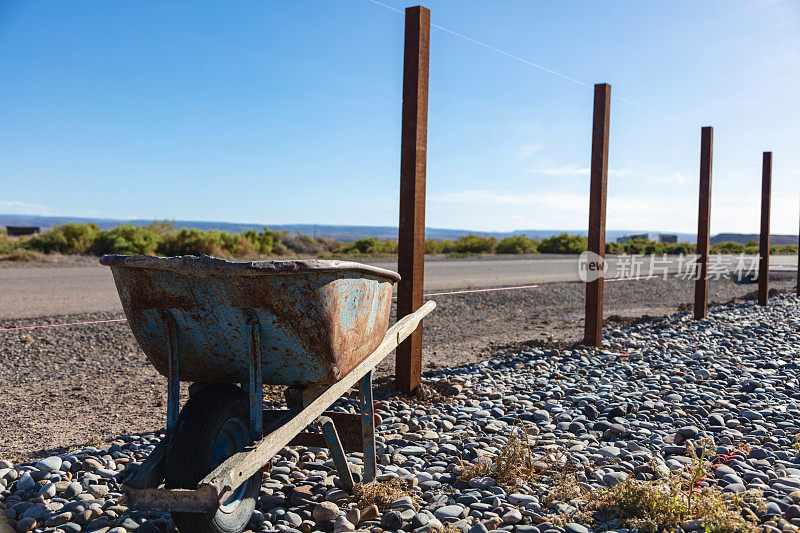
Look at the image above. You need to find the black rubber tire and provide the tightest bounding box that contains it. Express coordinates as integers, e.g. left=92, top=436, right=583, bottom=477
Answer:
left=165, top=383, right=261, bottom=533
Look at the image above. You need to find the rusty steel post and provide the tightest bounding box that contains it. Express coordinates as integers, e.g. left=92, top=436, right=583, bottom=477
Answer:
left=396, top=5, right=430, bottom=393
left=694, top=127, right=713, bottom=319
left=758, top=151, right=772, bottom=306
left=584, top=83, right=611, bottom=348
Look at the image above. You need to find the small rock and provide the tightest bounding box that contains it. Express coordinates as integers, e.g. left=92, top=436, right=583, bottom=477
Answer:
left=34, top=456, right=62, bottom=473
left=433, top=505, right=465, bottom=522
left=381, top=511, right=404, bottom=530
left=334, top=516, right=356, bottom=533
left=15, top=517, right=37, bottom=532
left=63, top=482, right=82, bottom=498
left=346, top=507, right=360, bottom=525
left=313, top=501, right=340, bottom=523
left=501, top=508, right=522, bottom=525
left=398, top=446, right=426, bottom=456
left=16, top=472, right=35, bottom=492
left=565, top=524, right=590, bottom=533
left=38, top=482, right=56, bottom=499
left=88, top=484, right=109, bottom=498
left=598, top=446, right=621, bottom=459
left=603, top=471, right=628, bottom=487
left=360, top=504, right=380, bottom=522
left=468, top=476, right=495, bottom=490
left=468, top=524, right=489, bottom=533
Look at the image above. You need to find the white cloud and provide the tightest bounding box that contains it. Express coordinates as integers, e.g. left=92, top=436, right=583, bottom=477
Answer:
left=529, top=164, right=589, bottom=177
left=647, top=171, right=688, bottom=184
left=527, top=165, right=652, bottom=180
left=517, top=143, right=544, bottom=159
left=0, top=201, right=53, bottom=215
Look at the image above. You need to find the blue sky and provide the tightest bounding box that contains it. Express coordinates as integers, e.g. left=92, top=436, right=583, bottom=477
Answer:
left=1, top=0, right=798, bottom=234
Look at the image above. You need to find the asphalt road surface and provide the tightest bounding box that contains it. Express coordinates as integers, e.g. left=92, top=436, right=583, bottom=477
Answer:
left=0, top=255, right=795, bottom=320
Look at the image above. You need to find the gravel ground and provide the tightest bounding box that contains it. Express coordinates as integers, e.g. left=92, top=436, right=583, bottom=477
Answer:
left=0, top=272, right=795, bottom=463
left=4, top=293, right=800, bottom=532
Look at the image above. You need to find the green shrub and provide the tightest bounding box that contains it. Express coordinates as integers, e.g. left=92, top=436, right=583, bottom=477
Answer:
left=336, top=237, right=398, bottom=255
left=771, top=244, right=798, bottom=254
left=453, top=234, right=498, bottom=254
left=425, top=239, right=444, bottom=255
left=241, top=227, right=279, bottom=255
left=746, top=239, right=758, bottom=247
left=662, top=242, right=695, bottom=255
left=539, top=233, right=587, bottom=254
left=620, top=238, right=650, bottom=255
left=91, top=223, right=167, bottom=255
left=496, top=235, right=538, bottom=254
left=157, top=228, right=225, bottom=257
left=0, top=228, right=12, bottom=254
left=25, top=223, right=99, bottom=254
left=606, top=240, right=694, bottom=255
left=438, top=240, right=459, bottom=254
left=710, top=241, right=745, bottom=254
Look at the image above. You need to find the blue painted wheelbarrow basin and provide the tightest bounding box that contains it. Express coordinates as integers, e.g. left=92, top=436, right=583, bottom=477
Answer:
left=99, top=255, right=400, bottom=386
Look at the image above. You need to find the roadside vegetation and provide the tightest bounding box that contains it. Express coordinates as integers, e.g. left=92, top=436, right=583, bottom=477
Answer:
left=1, top=223, right=796, bottom=260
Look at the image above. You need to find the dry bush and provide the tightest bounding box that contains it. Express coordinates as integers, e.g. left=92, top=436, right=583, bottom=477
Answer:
left=579, top=441, right=764, bottom=533
left=459, top=425, right=538, bottom=490
left=535, top=448, right=587, bottom=507
left=582, top=477, right=763, bottom=533
left=0, top=249, right=43, bottom=261
left=353, top=478, right=415, bottom=510
left=83, top=434, right=104, bottom=447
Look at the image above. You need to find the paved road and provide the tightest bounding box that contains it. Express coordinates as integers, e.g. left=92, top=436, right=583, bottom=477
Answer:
left=0, top=255, right=795, bottom=319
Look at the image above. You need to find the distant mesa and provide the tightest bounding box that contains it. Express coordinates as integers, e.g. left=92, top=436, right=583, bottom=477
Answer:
left=0, top=214, right=794, bottom=245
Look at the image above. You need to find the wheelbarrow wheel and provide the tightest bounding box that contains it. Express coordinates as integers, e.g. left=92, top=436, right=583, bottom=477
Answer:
left=165, top=383, right=261, bottom=533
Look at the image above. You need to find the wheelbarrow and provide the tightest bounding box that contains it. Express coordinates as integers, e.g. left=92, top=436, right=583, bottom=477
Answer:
left=99, top=255, right=435, bottom=533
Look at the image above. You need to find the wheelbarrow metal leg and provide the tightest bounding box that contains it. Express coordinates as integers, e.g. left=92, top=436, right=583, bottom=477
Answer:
left=317, top=416, right=354, bottom=493
left=159, top=310, right=180, bottom=432
left=243, top=309, right=263, bottom=440
left=359, top=370, right=376, bottom=483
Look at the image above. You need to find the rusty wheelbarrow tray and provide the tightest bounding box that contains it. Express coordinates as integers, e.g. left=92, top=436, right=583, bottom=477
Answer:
left=99, top=255, right=435, bottom=533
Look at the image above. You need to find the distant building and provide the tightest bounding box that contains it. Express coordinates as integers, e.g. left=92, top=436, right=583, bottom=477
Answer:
left=616, top=233, right=678, bottom=244
left=616, top=233, right=649, bottom=244
left=5, top=226, right=40, bottom=237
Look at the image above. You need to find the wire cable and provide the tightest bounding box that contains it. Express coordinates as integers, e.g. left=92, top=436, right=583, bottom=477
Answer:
left=366, top=0, right=691, bottom=127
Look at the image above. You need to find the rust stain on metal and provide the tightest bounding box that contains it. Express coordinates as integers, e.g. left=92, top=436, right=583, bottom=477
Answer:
left=101, top=255, right=397, bottom=386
